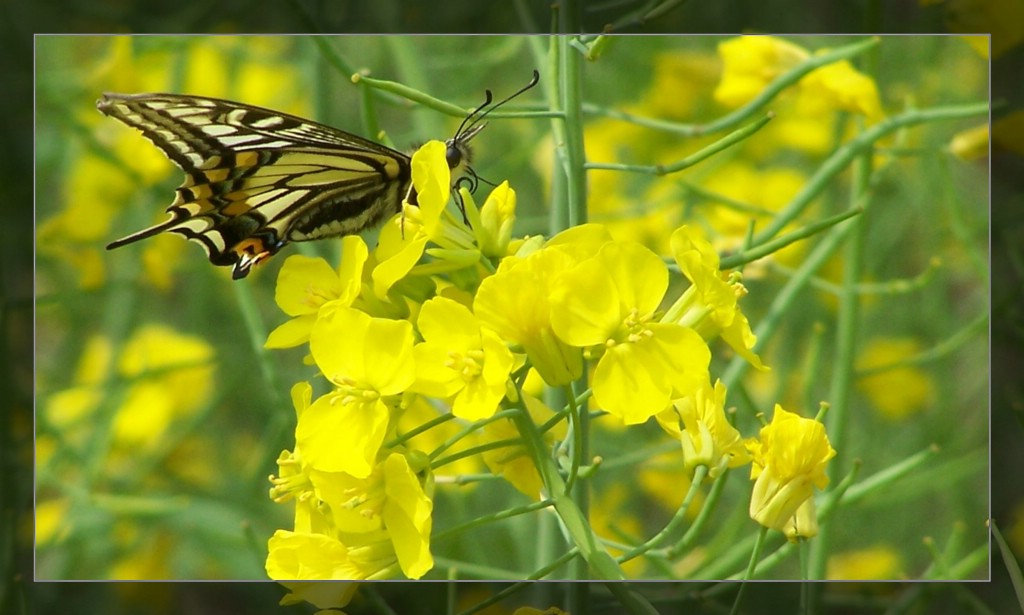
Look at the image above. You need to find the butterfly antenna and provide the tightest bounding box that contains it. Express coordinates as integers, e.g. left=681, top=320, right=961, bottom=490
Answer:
left=455, top=69, right=540, bottom=141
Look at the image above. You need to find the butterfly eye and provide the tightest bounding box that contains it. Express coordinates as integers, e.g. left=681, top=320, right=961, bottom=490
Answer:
left=445, top=141, right=463, bottom=170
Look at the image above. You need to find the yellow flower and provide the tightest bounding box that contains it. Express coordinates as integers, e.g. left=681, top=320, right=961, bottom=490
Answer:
left=299, top=306, right=416, bottom=478
left=266, top=530, right=368, bottom=580
left=268, top=448, right=434, bottom=581
left=550, top=239, right=710, bottom=424
left=461, top=181, right=518, bottom=260
left=372, top=141, right=480, bottom=298
left=714, top=36, right=810, bottom=107
left=656, top=378, right=750, bottom=478
left=265, top=236, right=368, bottom=349
left=747, top=405, right=836, bottom=535
left=277, top=581, right=359, bottom=610
left=949, top=123, right=989, bottom=160
left=474, top=232, right=600, bottom=386
left=412, top=296, right=514, bottom=421
left=799, top=58, right=884, bottom=123
left=826, top=545, right=904, bottom=580
left=313, top=452, right=435, bottom=579
left=112, top=324, right=215, bottom=449
left=666, top=226, right=767, bottom=371
left=855, top=337, right=935, bottom=420
left=269, top=383, right=317, bottom=507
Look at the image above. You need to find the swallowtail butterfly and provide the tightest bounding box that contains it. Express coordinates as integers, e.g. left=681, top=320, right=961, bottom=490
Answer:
left=97, top=70, right=539, bottom=279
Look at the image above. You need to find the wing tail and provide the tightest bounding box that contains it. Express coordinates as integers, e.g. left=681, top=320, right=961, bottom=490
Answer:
left=106, top=215, right=182, bottom=250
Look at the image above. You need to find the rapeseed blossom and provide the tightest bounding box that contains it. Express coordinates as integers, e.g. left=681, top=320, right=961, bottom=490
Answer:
left=747, top=405, right=836, bottom=538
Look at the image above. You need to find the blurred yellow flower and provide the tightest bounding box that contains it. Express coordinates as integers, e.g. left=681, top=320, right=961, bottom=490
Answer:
left=827, top=545, right=904, bottom=579
left=799, top=58, right=884, bottom=123
left=856, top=337, right=935, bottom=420
left=714, top=36, right=810, bottom=108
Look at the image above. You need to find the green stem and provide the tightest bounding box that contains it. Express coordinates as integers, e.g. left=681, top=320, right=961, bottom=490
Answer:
left=431, top=438, right=523, bottom=469
left=618, top=465, right=708, bottom=564
left=586, top=112, right=772, bottom=174
left=563, top=385, right=584, bottom=495
left=730, top=527, right=770, bottom=615
left=667, top=464, right=730, bottom=559
left=510, top=404, right=625, bottom=580
left=808, top=125, right=873, bottom=581
left=454, top=548, right=580, bottom=615
left=754, top=101, right=989, bottom=245
left=581, top=37, right=879, bottom=137
left=231, top=282, right=290, bottom=484
left=433, top=499, right=555, bottom=543
left=718, top=206, right=862, bottom=270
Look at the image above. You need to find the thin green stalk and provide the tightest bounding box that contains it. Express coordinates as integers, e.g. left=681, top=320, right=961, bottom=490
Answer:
left=730, top=527, right=770, bottom=615
left=586, top=112, right=772, bottom=174
left=355, top=73, right=558, bottom=121
left=721, top=209, right=856, bottom=389
left=431, top=437, right=523, bottom=469
left=854, top=310, right=987, bottom=377
left=308, top=37, right=357, bottom=82
left=386, top=411, right=457, bottom=448
left=718, top=206, right=862, bottom=270
left=808, top=135, right=873, bottom=582
left=563, top=385, right=584, bottom=495
left=768, top=257, right=940, bottom=297
left=753, top=101, right=989, bottom=245
left=799, top=540, right=811, bottom=615
left=509, top=403, right=625, bottom=580
left=430, top=557, right=522, bottom=580
left=433, top=499, right=555, bottom=543
left=354, top=73, right=475, bottom=118
left=231, top=281, right=291, bottom=482
left=618, top=465, right=708, bottom=564
left=546, top=32, right=569, bottom=231
left=455, top=548, right=580, bottom=615
left=667, top=465, right=731, bottom=559
left=837, top=446, right=935, bottom=505
left=581, top=37, right=878, bottom=137
left=559, top=36, right=589, bottom=229
left=414, top=407, right=518, bottom=457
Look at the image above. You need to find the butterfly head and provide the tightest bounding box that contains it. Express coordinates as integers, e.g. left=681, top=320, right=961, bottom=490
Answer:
left=441, top=69, right=539, bottom=189
left=445, top=123, right=485, bottom=172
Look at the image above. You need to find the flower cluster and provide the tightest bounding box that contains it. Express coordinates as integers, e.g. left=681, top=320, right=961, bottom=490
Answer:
left=263, top=137, right=836, bottom=582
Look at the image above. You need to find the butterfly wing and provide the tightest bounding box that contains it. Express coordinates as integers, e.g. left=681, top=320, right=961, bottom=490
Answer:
left=97, top=93, right=412, bottom=279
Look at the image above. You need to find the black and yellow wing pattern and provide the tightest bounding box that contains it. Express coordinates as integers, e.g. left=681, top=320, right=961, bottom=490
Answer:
left=97, top=93, right=418, bottom=279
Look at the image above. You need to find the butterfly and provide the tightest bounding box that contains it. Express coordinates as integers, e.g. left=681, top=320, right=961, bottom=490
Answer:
left=97, top=70, right=539, bottom=280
